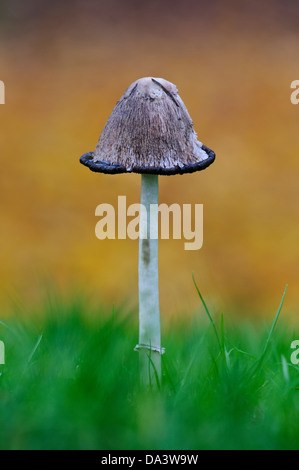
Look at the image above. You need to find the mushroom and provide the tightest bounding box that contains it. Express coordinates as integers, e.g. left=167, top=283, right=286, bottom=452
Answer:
left=80, top=77, right=215, bottom=386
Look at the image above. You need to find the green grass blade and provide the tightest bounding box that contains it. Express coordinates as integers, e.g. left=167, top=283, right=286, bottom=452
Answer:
left=27, top=333, right=43, bottom=364
left=259, top=284, right=288, bottom=364
left=249, top=285, right=288, bottom=377
left=0, top=319, right=19, bottom=337
left=192, top=272, right=222, bottom=352
left=146, top=352, right=161, bottom=390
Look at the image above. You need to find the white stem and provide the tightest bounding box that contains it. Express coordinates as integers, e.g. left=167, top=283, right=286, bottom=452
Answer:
left=137, top=174, right=161, bottom=386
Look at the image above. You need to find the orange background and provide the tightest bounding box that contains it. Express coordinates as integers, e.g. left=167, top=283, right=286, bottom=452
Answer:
left=0, top=1, right=298, bottom=321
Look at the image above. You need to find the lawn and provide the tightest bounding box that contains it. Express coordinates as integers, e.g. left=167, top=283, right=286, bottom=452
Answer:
left=0, top=287, right=298, bottom=450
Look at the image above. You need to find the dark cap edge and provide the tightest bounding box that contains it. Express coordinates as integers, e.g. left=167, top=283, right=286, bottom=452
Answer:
left=79, top=146, right=215, bottom=176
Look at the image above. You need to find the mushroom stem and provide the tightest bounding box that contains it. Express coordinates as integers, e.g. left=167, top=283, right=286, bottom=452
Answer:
left=137, top=174, right=162, bottom=386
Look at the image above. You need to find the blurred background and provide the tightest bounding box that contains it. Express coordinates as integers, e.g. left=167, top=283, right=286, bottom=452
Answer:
left=0, top=0, right=298, bottom=321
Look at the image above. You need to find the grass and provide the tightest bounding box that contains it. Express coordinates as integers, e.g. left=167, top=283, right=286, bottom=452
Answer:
left=0, top=286, right=298, bottom=450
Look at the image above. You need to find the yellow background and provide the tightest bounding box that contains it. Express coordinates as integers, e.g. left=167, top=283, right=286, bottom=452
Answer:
left=0, top=1, right=298, bottom=321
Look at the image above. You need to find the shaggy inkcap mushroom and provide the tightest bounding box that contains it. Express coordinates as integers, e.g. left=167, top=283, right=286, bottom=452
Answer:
left=80, top=77, right=215, bottom=386
left=80, top=77, right=215, bottom=174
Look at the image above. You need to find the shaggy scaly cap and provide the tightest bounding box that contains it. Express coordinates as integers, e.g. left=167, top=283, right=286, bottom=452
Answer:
left=80, top=77, right=215, bottom=175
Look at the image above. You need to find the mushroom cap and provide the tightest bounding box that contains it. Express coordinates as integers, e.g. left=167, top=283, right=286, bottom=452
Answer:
left=80, top=77, right=215, bottom=175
